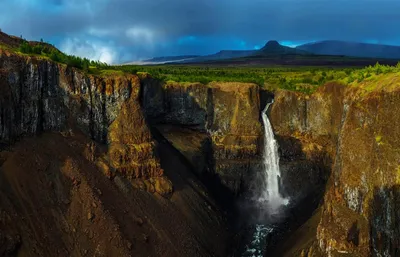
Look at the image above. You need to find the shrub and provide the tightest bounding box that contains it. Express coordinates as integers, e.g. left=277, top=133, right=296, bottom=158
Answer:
left=301, top=77, right=313, bottom=84
left=357, top=73, right=365, bottom=83
left=19, top=42, right=32, bottom=53
left=32, top=45, right=42, bottom=54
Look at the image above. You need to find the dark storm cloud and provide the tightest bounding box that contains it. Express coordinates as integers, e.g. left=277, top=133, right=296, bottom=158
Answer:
left=1, top=0, right=400, bottom=63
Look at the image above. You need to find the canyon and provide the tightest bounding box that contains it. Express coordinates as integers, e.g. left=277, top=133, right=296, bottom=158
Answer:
left=0, top=42, right=399, bottom=257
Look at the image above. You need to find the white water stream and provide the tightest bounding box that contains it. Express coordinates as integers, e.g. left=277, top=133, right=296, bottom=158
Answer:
left=242, top=101, right=290, bottom=257
left=258, top=101, right=289, bottom=213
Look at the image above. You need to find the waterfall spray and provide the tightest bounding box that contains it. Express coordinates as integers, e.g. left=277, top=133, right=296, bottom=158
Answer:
left=259, top=100, right=289, bottom=214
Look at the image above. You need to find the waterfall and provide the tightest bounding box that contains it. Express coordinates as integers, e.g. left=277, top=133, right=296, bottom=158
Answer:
left=259, top=100, right=289, bottom=214
left=241, top=100, right=289, bottom=257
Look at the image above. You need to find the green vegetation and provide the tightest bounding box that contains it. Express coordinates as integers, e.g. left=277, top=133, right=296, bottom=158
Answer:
left=105, top=62, right=400, bottom=94
left=18, top=41, right=109, bottom=70
left=5, top=41, right=400, bottom=94
left=375, top=135, right=383, bottom=145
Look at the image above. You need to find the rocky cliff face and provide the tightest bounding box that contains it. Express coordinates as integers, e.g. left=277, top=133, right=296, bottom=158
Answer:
left=0, top=50, right=229, bottom=257
left=141, top=77, right=264, bottom=196
left=270, top=80, right=400, bottom=256
left=0, top=49, right=163, bottom=184
left=269, top=83, right=344, bottom=207
left=318, top=84, right=400, bottom=257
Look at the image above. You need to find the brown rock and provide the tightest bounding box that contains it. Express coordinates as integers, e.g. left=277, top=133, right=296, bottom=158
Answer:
left=126, top=241, right=132, bottom=250
left=87, top=212, right=95, bottom=221
left=134, top=217, right=144, bottom=226
left=96, top=188, right=102, bottom=196
left=150, top=177, right=173, bottom=197
left=95, top=159, right=114, bottom=179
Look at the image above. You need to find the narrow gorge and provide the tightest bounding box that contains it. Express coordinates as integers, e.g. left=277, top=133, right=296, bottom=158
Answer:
left=0, top=41, right=400, bottom=257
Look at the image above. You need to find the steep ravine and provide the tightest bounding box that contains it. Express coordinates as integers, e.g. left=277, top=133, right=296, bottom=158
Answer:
left=140, top=74, right=400, bottom=256
left=1, top=47, right=400, bottom=257
left=139, top=77, right=332, bottom=256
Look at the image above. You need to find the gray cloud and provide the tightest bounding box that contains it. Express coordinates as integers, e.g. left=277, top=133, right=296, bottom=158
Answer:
left=1, top=0, right=400, bottom=63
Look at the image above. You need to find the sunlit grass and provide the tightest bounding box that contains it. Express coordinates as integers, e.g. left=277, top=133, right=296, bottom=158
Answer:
left=88, top=68, right=125, bottom=76
left=102, top=63, right=400, bottom=94
left=4, top=40, right=400, bottom=94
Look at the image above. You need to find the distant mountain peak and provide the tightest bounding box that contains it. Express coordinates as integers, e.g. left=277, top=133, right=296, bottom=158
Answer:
left=257, top=40, right=308, bottom=55
left=264, top=40, right=280, bottom=47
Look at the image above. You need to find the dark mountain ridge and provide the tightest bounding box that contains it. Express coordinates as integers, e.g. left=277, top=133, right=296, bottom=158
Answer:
left=141, top=55, right=200, bottom=63
left=178, top=49, right=256, bottom=63
left=256, top=40, right=310, bottom=56
left=140, top=40, right=400, bottom=65
left=296, top=40, right=400, bottom=59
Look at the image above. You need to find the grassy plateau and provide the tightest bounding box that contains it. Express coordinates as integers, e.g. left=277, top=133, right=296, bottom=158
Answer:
left=1, top=36, right=400, bottom=94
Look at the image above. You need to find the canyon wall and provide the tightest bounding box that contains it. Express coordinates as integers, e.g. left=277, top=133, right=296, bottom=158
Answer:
left=0, top=49, right=164, bottom=183
left=269, top=84, right=344, bottom=208
left=270, top=81, right=400, bottom=256
left=141, top=77, right=267, bottom=196
left=0, top=50, right=230, bottom=257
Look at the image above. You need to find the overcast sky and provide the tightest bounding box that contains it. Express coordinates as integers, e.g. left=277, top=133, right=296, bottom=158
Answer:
left=1, top=0, right=400, bottom=63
